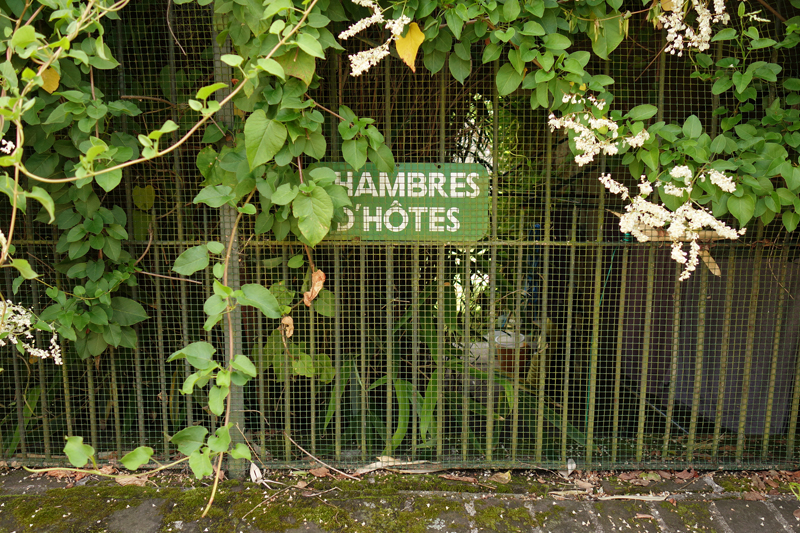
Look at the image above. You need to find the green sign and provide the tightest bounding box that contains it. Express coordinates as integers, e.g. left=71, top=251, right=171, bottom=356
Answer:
left=326, top=163, right=489, bottom=242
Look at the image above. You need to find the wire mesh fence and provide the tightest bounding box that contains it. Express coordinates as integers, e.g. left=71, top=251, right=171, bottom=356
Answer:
left=2, top=0, right=800, bottom=472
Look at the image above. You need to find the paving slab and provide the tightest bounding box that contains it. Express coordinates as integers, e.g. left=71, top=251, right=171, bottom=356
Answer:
left=594, top=500, right=661, bottom=532
left=714, top=499, right=789, bottom=533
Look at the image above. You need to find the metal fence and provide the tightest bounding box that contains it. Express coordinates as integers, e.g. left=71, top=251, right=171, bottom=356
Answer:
left=3, top=0, right=800, bottom=472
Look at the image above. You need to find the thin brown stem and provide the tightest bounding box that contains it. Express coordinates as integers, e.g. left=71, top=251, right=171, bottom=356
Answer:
left=283, top=431, right=360, bottom=480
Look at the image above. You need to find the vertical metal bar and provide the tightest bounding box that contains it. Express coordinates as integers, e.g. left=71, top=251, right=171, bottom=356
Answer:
left=687, top=260, right=708, bottom=462
left=360, top=245, right=367, bottom=459
left=122, top=177, right=144, bottom=447
left=386, top=246, right=394, bottom=454
left=110, top=348, right=122, bottom=459
left=737, top=224, right=763, bottom=463
left=587, top=187, right=604, bottom=465
left=461, top=246, right=471, bottom=461
left=636, top=245, right=655, bottom=462
left=282, top=247, right=292, bottom=461
left=52, top=250, right=74, bottom=440
left=787, top=302, right=800, bottom=460
left=612, top=242, right=629, bottom=464
left=436, top=246, right=445, bottom=459
left=334, top=247, right=342, bottom=461
left=486, top=60, right=500, bottom=462
left=310, top=297, right=316, bottom=456
left=762, top=244, right=788, bottom=459
left=535, top=126, right=553, bottom=463
left=713, top=250, right=735, bottom=460
left=87, top=358, right=99, bottom=451
left=11, top=343, right=26, bottom=457
left=152, top=213, right=169, bottom=457
left=511, top=211, right=525, bottom=461
left=562, top=207, right=577, bottom=462
left=168, top=2, right=193, bottom=433
left=663, top=262, right=682, bottom=459
left=25, top=208, right=50, bottom=459
left=256, top=247, right=266, bottom=458
left=412, top=245, right=420, bottom=459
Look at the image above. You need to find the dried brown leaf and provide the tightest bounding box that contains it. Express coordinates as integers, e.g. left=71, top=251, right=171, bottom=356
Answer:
left=752, top=474, right=766, bottom=491
left=635, top=513, right=654, bottom=519
left=657, top=470, right=673, bottom=480
left=675, top=469, right=695, bottom=480
left=98, top=465, right=116, bottom=475
left=46, top=469, right=72, bottom=479
left=295, top=480, right=309, bottom=489
left=309, top=467, right=330, bottom=478
left=281, top=315, right=294, bottom=338
left=303, top=269, right=326, bottom=307
left=766, top=479, right=779, bottom=489
left=488, top=471, right=512, bottom=484
left=743, top=491, right=765, bottom=501
left=618, top=471, right=641, bottom=481
left=793, top=509, right=800, bottom=519
left=440, top=474, right=478, bottom=483
left=115, top=475, right=147, bottom=487
left=575, top=480, right=594, bottom=490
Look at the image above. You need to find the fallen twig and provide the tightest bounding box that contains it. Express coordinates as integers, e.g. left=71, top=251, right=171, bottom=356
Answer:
left=283, top=431, right=360, bottom=481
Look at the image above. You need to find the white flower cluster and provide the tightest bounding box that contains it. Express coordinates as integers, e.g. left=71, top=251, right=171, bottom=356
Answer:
left=619, top=196, right=745, bottom=280
left=659, top=0, right=729, bottom=56
left=599, top=173, right=629, bottom=200
left=0, top=138, right=14, bottom=155
left=1, top=301, right=63, bottom=365
left=339, top=0, right=411, bottom=76
left=549, top=95, right=650, bottom=167
left=701, top=169, right=737, bottom=193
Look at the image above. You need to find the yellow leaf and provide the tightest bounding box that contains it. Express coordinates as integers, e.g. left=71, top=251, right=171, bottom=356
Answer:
left=395, top=22, right=424, bottom=73
left=661, top=0, right=675, bottom=11
left=41, top=67, right=59, bottom=94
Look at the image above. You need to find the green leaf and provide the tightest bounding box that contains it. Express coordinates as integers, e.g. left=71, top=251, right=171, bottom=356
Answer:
left=232, top=354, right=258, bottom=377
left=448, top=53, right=471, bottom=85
left=682, top=115, right=703, bottom=139
left=293, top=187, right=334, bottom=246
left=542, top=33, right=571, bottom=50
left=271, top=183, right=299, bottom=205
left=496, top=63, right=523, bottom=96
left=208, top=385, right=228, bottom=416
left=206, top=241, right=225, bottom=255
left=420, top=369, right=439, bottom=440
left=168, top=341, right=217, bottom=370
left=64, top=436, right=95, bottom=468
left=244, top=110, right=287, bottom=169
left=132, top=185, right=155, bottom=211
left=784, top=211, right=800, bottom=232
left=10, top=25, right=36, bottom=48
left=188, top=449, right=213, bottom=479
left=10, top=259, right=37, bottom=279
left=367, top=144, right=395, bottom=173
left=194, top=185, right=235, bottom=207
left=711, top=28, right=737, bottom=41
left=288, top=254, right=305, bottom=268
left=314, top=289, right=335, bottom=317
left=120, top=446, right=154, bottom=470
left=220, top=54, right=243, bottom=66
left=296, top=33, right=325, bottom=59
left=207, top=425, right=231, bottom=453
left=172, top=245, right=209, bottom=276
left=626, top=104, right=658, bottom=121
left=293, top=352, right=314, bottom=377
left=95, top=169, right=123, bottom=192
left=503, top=0, right=521, bottom=20
left=229, top=442, right=252, bottom=460
left=342, top=137, right=368, bottom=170
left=196, top=82, right=227, bottom=100
left=238, top=283, right=282, bottom=319
left=111, top=297, right=149, bottom=326
left=727, top=193, right=755, bottom=227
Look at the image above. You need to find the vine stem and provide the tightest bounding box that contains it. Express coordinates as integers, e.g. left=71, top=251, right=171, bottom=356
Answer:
left=23, top=455, right=191, bottom=478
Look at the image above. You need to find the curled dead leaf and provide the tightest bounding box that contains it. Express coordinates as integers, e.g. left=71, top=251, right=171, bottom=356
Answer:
left=635, top=513, right=655, bottom=519
left=295, top=480, right=309, bottom=489
left=281, top=315, right=294, bottom=338
left=575, top=480, right=594, bottom=490
left=115, top=475, right=147, bottom=487
left=440, top=474, right=478, bottom=483
left=793, top=508, right=800, bottom=519
left=309, top=467, right=330, bottom=478
left=488, top=471, right=511, bottom=484
left=303, top=269, right=326, bottom=307
left=99, top=465, right=116, bottom=475
left=743, top=491, right=766, bottom=501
